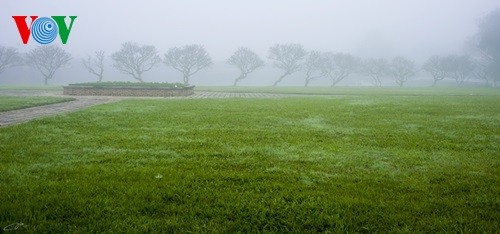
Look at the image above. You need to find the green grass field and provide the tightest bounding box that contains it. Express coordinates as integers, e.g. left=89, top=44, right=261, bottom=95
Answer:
left=0, top=89, right=499, bottom=232
left=195, top=86, right=500, bottom=96
left=0, top=96, right=75, bottom=112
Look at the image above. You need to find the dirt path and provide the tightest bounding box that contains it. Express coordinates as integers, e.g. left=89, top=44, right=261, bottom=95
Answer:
left=0, top=96, right=122, bottom=127
left=0, top=91, right=296, bottom=127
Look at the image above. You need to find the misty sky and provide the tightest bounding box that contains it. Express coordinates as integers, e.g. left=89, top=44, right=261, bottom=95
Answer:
left=1, top=0, right=499, bottom=62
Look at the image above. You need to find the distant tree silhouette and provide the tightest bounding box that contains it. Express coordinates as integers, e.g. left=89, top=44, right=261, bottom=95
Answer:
left=82, top=50, right=105, bottom=82
left=389, top=56, right=416, bottom=87
left=268, top=43, right=306, bottom=86
left=303, top=51, right=326, bottom=87
left=164, top=44, right=212, bottom=85
left=0, top=45, right=22, bottom=75
left=362, top=58, right=389, bottom=87
left=476, top=8, right=500, bottom=87
left=227, top=47, right=264, bottom=86
left=443, top=55, right=475, bottom=86
left=322, top=53, right=359, bottom=87
left=111, top=42, right=161, bottom=82
left=25, top=45, right=71, bottom=85
left=423, top=56, right=448, bottom=86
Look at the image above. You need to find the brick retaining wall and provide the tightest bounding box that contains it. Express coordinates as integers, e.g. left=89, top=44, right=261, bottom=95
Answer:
left=63, top=86, right=195, bottom=97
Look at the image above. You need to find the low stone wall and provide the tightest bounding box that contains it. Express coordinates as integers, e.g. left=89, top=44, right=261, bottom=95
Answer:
left=63, top=85, right=195, bottom=97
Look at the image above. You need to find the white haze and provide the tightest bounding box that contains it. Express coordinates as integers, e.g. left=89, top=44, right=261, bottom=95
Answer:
left=0, top=0, right=498, bottom=86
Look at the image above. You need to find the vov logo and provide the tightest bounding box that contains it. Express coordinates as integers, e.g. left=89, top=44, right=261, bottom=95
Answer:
left=12, top=16, right=77, bottom=44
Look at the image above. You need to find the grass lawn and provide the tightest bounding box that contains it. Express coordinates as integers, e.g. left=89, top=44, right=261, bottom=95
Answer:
left=195, top=85, right=500, bottom=96
left=0, top=96, right=75, bottom=112
left=0, top=92, right=499, bottom=232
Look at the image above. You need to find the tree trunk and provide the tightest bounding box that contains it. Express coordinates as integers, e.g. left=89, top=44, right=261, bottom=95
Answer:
left=98, top=70, right=103, bottom=82
left=331, top=74, right=347, bottom=87
left=396, top=76, right=407, bottom=87
left=305, top=74, right=324, bottom=87
left=273, top=72, right=289, bottom=87
left=305, top=78, right=311, bottom=87
left=233, top=74, right=246, bottom=86
left=134, top=74, right=144, bottom=83
left=483, top=77, right=490, bottom=86
left=456, top=77, right=463, bottom=86
left=396, top=79, right=402, bottom=87
left=331, top=79, right=340, bottom=87
left=432, top=79, right=437, bottom=86
left=183, top=74, right=189, bottom=86
left=370, top=75, right=382, bottom=87
left=44, top=77, right=49, bottom=85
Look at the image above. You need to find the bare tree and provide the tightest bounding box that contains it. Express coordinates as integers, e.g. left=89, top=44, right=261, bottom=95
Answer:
left=464, top=37, right=496, bottom=87
left=82, top=50, right=105, bottom=82
left=471, top=56, right=492, bottom=86
left=0, top=45, right=22, bottom=75
left=476, top=8, right=500, bottom=86
left=443, top=55, right=475, bottom=86
left=227, top=47, right=264, bottom=86
left=111, top=42, right=161, bottom=82
left=322, top=52, right=359, bottom=87
left=25, top=45, right=72, bottom=85
left=164, top=44, right=213, bottom=85
left=488, top=62, right=500, bottom=87
left=268, top=43, right=306, bottom=86
left=303, top=51, right=326, bottom=87
left=362, top=58, right=389, bottom=87
left=389, top=56, right=416, bottom=87
left=423, top=56, right=448, bottom=86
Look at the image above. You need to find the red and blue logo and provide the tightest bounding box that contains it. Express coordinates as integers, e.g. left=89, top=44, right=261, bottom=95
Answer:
left=12, top=16, right=77, bottom=44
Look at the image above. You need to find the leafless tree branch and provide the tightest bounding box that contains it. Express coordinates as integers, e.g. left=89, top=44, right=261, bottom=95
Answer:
left=25, top=45, right=72, bottom=85
left=228, top=47, right=264, bottom=86
left=0, top=45, right=22, bottom=75
left=322, top=53, right=360, bottom=87
left=268, top=43, right=306, bottom=86
left=362, top=58, right=389, bottom=87
left=303, top=51, right=326, bottom=87
left=164, top=45, right=213, bottom=85
left=111, top=42, right=161, bottom=82
left=82, top=50, right=105, bottom=82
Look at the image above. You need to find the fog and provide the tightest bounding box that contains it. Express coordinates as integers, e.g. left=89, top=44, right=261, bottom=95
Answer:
left=0, top=0, right=498, bottom=86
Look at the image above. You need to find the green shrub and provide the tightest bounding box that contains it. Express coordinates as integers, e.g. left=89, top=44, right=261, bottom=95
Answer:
left=68, top=82, right=187, bottom=88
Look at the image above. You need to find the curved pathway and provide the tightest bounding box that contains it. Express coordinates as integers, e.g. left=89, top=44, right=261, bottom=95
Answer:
left=0, top=96, right=122, bottom=127
left=0, top=91, right=295, bottom=127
